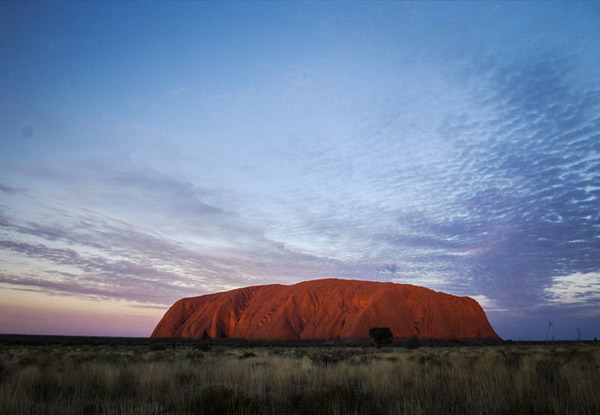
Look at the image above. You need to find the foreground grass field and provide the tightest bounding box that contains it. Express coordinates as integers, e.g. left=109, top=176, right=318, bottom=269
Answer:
left=0, top=337, right=598, bottom=414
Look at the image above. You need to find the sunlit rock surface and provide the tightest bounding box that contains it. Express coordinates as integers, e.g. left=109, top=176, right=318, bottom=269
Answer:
left=152, top=279, right=500, bottom=341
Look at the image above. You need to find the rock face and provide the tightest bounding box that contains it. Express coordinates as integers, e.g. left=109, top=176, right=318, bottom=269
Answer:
left=151, top=279, right=500, bottom=341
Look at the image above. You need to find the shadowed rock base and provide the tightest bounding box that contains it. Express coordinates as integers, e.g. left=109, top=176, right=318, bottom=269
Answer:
left=151, top=278, right=500, bottom=341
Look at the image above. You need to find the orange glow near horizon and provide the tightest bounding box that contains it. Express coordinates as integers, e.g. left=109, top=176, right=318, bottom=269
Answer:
left=0, top=288, right=165, bottom=337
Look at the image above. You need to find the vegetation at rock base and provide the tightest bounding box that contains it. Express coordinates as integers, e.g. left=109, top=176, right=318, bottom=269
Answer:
left=369, top=327, right=393, bottom=347
left=0, top=335, right=599, bottom=415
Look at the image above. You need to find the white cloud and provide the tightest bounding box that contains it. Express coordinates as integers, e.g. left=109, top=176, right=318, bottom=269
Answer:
left=545, top=272, right=600, bottom=304
left=468, top=294, right=508, bottom=312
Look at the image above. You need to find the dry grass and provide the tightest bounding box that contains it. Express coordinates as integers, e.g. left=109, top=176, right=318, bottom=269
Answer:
left=0, top=341, right=599, bottom=414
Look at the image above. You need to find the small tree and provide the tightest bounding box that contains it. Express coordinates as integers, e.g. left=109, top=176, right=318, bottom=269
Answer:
left=369, top=327, right=393, bottom=347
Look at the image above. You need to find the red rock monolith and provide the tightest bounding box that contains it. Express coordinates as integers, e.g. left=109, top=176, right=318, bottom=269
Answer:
left=151, top=279, right=500, bottom=341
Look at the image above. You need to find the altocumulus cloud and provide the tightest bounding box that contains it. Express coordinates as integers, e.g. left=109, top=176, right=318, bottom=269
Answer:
left=252, top=53, right=600, bottom=313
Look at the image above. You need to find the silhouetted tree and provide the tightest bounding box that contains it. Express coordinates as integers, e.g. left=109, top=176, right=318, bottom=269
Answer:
left=369, top=327, right=393, bottom=347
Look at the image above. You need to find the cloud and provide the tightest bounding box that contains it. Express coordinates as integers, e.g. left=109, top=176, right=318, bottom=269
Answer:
left=545, top=272, right=600, bottom=305
left=170, top=87, right=187, bottom=96
left=0, top=183, right=19, bottom=194
left=468, top=295, right=508, bottom=313
left=0, top=183, right=360, bottom=305
left=243, top=51, right=600, bottom=312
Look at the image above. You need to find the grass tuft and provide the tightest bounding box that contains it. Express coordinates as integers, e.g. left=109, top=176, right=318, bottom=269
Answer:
left=299, top=386, right=383, bottom=415
left=176, top=385, right=260, bottom=415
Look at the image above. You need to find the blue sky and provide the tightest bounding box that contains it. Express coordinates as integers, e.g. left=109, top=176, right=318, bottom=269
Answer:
left=1, top=2, right=599, bottom=339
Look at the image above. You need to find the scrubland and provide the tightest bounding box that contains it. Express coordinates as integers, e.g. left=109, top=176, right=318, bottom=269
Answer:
left=0, top=337, right=598, bottom=415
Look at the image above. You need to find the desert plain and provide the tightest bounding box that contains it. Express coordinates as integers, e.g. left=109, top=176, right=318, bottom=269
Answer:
left=1, top=335, right=599, bottom=415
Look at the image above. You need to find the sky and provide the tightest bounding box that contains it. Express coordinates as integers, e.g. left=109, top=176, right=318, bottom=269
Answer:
left=0, top=2, right=599, bottom=340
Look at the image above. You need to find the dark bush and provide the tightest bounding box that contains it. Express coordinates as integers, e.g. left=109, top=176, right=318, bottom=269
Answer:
left=418, top=353, right=451, bottom=368
left=81, top=401, right=100, bottom=415
left=195, top=343, right=212, bottom=352
left=177, top=385, right=260, bottom=415
left=406, top=335, right=421, bottom=349
left=369, top=327, right=393, bottom=347
left=150, top=343, right=168, bottom=351
left=81, top=374, right=107, bottom=398
left=19, top=356, right=39, bottom=367
left=176, top=369, right=196, bottom=385
left=29, top=377, right=61, bottom=401
left=500, top=350, right=522, bottom=369
left=112, top=369, right=137, bottom=397
left=535, top=358, right=561, bottom=386
left=309, top=350, right=350, bottom=366
left=239, top=351, right=257, bottom=359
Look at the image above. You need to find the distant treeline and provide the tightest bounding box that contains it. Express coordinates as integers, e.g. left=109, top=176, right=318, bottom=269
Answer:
left=0, top=334, right=592, bottom=348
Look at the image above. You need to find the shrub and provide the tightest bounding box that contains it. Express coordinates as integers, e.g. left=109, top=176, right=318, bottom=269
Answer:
left=500, top=350, right=522, bottom=369
left=535, top=358, right=561, bottom=386
left=82, top=374, right=107, bottom=398
left=177, top=386, right=260, bottom=415
left=150, top=343, right=168, bottom=351
left=176, top=369, right=196, bottom=385
left=195, top=343, right=212, bottom=352
left=239, top=351, right=257, bottom=359
left=187, top=351, right=205, bottom=363
left=19, top=356, right=39, bottom=367
left=369, top=327, right=393, bottom=347
left=309, top=350, right=349, bottom=366
left=29, top=377, right=61, bottom=401
left=81, top=401, right=100, bottom=415
left=406, top=335, right=421, bottom=349
left=112, top=369, right=137, bottom=397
